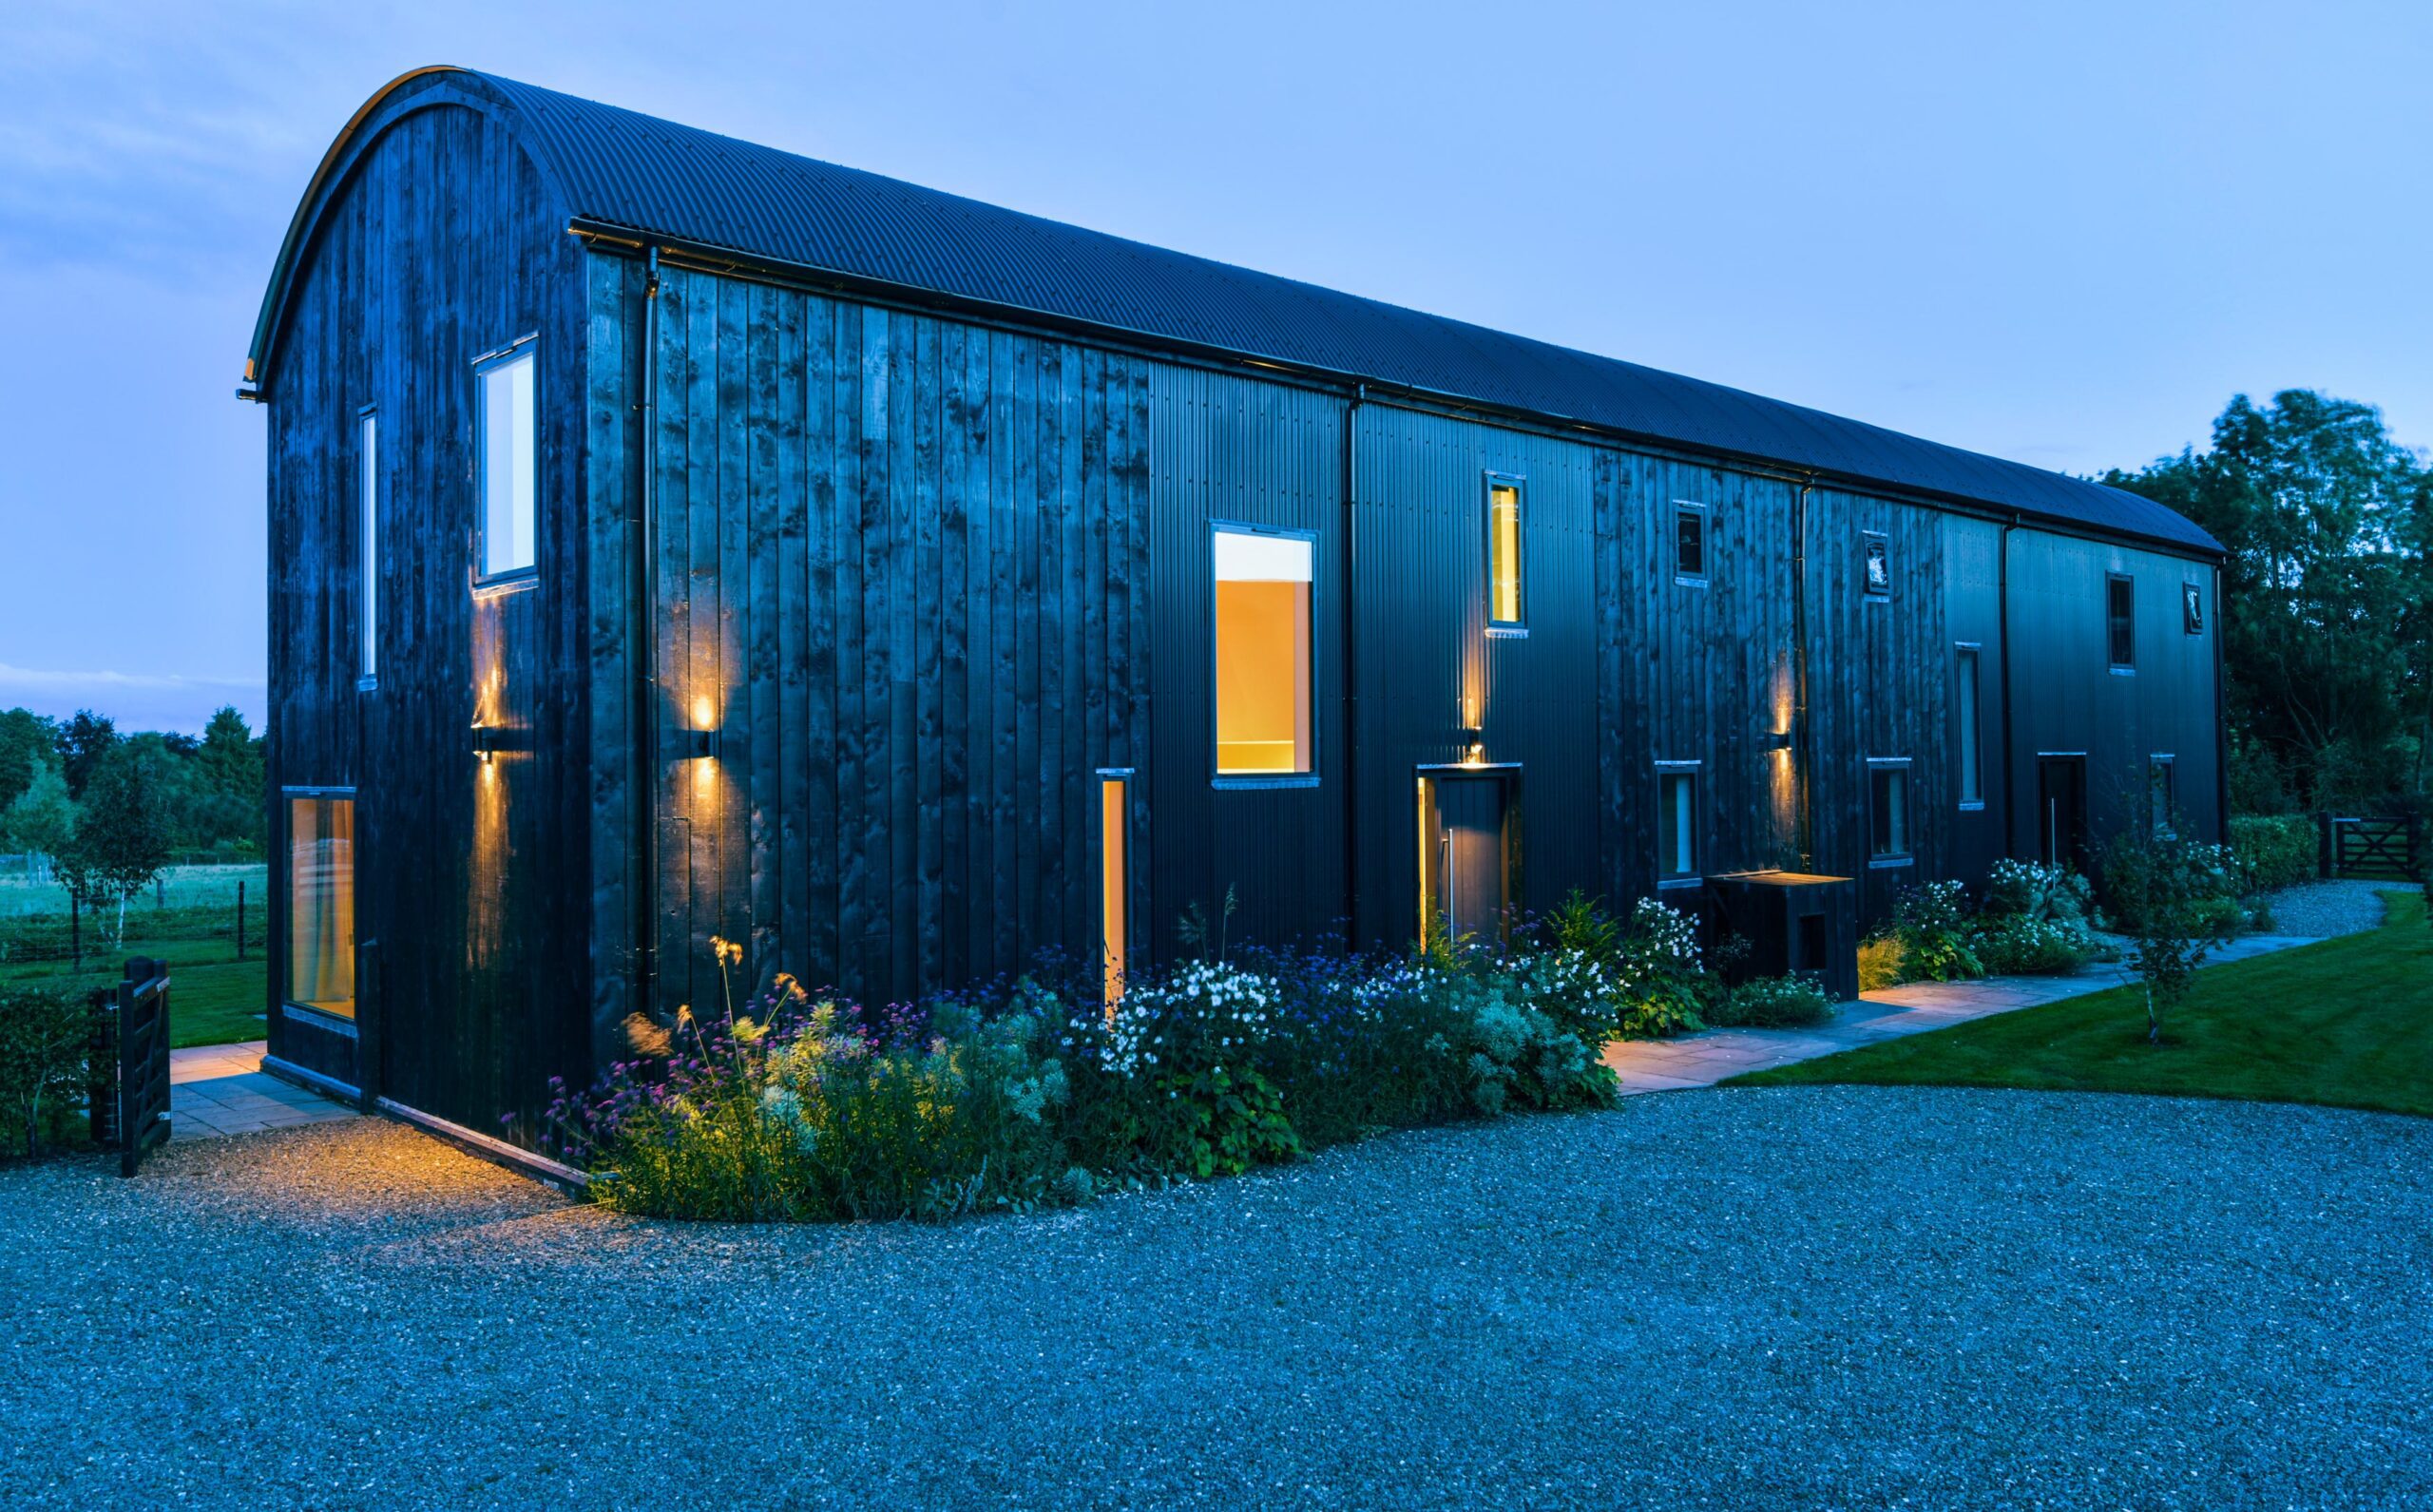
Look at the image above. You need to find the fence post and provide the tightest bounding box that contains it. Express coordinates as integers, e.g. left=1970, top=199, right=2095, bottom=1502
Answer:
left=2317, top=813, right=2335, bottom=879
left=236, top=879, right=246, bottom=962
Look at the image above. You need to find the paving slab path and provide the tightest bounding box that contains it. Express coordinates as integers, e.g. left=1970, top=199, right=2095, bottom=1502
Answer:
left=169, top=1040, right=359, bottom=1139
left=1604, top=930, right=2326, bottom=1092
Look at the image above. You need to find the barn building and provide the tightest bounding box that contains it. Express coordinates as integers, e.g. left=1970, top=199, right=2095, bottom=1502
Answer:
left=243, top=67, right=2226, bottom=1151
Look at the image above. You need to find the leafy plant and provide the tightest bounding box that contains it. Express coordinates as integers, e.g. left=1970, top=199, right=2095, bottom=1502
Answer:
left=1607, top=898, right=1706, bottom=1037
left=0, top=986, right=88, bottom=1159
left=1705, top=973, right=1835, bottom=1028
left=1891, top=881, right=1984, bottom=983
left=2110, top=833, right=2232, bottom=1042
left=2227, top=813, right=2316, bottom=892
left=1969, top=914, right=2099, bottom=976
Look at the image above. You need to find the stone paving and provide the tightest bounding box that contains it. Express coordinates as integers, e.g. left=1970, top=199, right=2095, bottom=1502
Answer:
left=1603, top=930, right=2326, bottom=1092
left=169, top=1040, right=359, bottom=1139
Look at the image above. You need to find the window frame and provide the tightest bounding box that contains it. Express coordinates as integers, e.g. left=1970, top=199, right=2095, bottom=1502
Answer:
left=1097, top=767, right=1134, bottom=1010
left=1208, top=520, right=1319, bottom=789
left=2106, top=572, right=2136, bottom=673
left=1861, top=531, right=1891, bottom=600
left=2148, top=754, right=2176, bottom=839
left=1484, top=471, right=1527, bottom=635
left=2182, top=581, right=2205, bottom=636
left=1655, top=759, right=1702, bottom=888
left=473, top=335, right=540, bottom=587
left=1868, top=757, right=1914, bottom=868
left=1673, top=501, right=1710, bottom=587
left=357, top=404, right=379, bottom=688
left=1953, top=642, right=1983, bottom=811
left=281, top=784, right=360, bottom=1024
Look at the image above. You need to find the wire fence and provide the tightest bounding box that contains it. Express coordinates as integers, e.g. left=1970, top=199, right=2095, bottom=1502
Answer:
left=0, top=864, right=267, bottom=968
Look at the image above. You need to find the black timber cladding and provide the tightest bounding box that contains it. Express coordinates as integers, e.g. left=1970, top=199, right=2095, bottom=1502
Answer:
left=249, top=67, right=2220, bottom=557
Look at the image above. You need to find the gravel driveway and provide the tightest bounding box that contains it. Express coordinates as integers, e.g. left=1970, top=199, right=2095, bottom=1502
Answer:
left=5, top=1088, right=2428, bottom=1511
left=2263, top=878, right=2420, bottom=937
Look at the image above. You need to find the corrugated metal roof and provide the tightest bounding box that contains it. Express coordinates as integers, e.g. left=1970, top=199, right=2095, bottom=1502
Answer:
left=259, top=68, right=2220, bottom=554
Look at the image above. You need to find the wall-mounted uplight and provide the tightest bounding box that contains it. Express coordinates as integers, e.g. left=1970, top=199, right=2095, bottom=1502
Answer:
left=681, top=727, right=719, bottom=759
left=1764, top=729, right=1794, bottom=755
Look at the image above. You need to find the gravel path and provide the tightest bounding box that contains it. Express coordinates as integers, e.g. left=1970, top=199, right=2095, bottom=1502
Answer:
left=2262, top=878, right=2419, bottom=937
left=5, top=1090, right=2429, bottom=1511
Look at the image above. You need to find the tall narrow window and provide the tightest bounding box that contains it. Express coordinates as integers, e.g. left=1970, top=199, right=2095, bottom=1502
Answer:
left=1869, top=760, right=1911, bottom=863
left=1657, top=764, right=1699, bottom=883
left=477, top=344, right=537, bottom=579
left=2182, top=582, right=2204, bottom=635
left=1213, top=527, right=1313, bottom=776
left=1675, top=504, right=1708, bottom=584
left=2107, top=574, right=2136, bottom=669
left=287, top=794, right=356, bottom=1018
left=2149, top=756, right=2176, bottom=838
left=1954, top=645, right=1983, bottom=807
left=1486, top=476, right=1523, bottom=629
left=359, top=410, right=378, bottom=679
left=1100, top=774, right=1129, bottom=1008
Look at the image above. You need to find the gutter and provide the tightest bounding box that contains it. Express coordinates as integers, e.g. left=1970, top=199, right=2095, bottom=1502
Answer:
left=632, top=245, right=662, bottom=1009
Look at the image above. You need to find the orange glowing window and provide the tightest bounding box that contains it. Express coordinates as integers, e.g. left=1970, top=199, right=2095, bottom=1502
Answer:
left=1214, top=529, right=1312, bottom=775
left=1486, top=478, right=1523, bottom=627
left=287, top=794, right=356, bottom=1018
left=1101, top=775, right=1129, bottom=1007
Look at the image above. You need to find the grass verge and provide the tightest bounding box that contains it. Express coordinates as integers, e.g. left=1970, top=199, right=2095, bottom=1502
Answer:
left=1732, top=890, right=2431, bottom=1119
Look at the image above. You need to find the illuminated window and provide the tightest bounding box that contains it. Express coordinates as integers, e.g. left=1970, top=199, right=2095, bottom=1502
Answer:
left=287, top=794, right=355, bottom=1018
left=1214, top=527, right=1312, bottom=775
left=1863, top=532, right=1891, bottom=597
left=1869, top=760, right=1911, bottom=862
left=1486, top=475, right=1523, bottom=628
left=1101, top=774, right=1130, bottom=1008
left=2149, top=756, right=2175, bottom=838
left=477, top=343, right=537, bottom=579
left=359, top=409, right=378, bottom=679
left=2107, top=574, right=2136, bottom=669
left=1675, top=504, right=1708, bottom=584
left=1955, top=645, right=1982, bottom=807
left=1657, top=764, right=1699, bottom=882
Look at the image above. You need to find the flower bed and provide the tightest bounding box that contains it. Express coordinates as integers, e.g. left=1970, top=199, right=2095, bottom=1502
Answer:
left=542, top=894, right=1774, bottom=1222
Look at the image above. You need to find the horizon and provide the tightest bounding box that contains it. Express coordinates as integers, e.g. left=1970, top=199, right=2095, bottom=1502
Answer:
left=3, top=0, right=2427, bottom=734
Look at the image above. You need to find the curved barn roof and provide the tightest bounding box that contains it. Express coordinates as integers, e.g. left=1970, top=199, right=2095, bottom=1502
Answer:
left=251, top=67, right=2218, bottom=554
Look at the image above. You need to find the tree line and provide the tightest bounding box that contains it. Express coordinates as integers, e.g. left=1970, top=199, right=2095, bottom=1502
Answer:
left=0, top=705, right=265, bottom=941
left=2104, top=390, right=2430, bottom=813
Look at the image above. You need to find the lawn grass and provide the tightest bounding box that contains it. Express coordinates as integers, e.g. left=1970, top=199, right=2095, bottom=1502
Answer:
left=1733, top=890, right=2432, bottom=1119
left=1, top=864, right=269, bottom=1048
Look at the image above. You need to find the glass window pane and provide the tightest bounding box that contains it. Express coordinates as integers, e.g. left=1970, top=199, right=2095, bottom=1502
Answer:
left=1676, top=508, right=1705, bottom=579
left=1956, top=648, right=1981, bottom=804
left=1102, top=777, right=1128, bottom=1009
left=1214, top=530, right=1312, bottom=775
left=2109, top=577, right=2135, bottom=666
left=481, top=350, right=536, bottom=577
left=1864, top=536, right=1890, bottom=594
left=288, top=796, right=355, bottom=1017
left=360, top=412, right=378, bottom=677
left=1872, top=767, right=1908, bottom=857
left=1658, top=771, right=1696, bottom=879
left=1488, top=483, right=1523, bottom=625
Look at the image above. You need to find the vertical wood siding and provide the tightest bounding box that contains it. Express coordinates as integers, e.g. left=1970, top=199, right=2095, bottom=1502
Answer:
left=263, top=80, right=590, bottom=1138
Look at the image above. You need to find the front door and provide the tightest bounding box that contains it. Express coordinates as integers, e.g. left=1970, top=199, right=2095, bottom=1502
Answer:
left=1427, top=776, right=1509, bottom=944
left=2038, top=756, right=2087, bottom=871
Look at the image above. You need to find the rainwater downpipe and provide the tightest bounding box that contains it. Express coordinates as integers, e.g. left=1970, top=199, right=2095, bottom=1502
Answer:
left=1999, top=512, right=2018, bottom=857
left=1341, top=383, right=1365, bottom=944
left=633, top=245, right=662, bottom=1010
left=1791, top=477, right=1816, bottom=867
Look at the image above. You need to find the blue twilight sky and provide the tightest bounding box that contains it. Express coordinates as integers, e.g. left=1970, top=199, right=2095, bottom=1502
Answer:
left=1, top=0, right=2427, bottom=733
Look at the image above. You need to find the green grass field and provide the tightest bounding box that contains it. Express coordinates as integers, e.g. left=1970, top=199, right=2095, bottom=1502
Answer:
left=0, top=865, right=269, bottom=1048
left=1734, top=890, right=2432, bottom=1118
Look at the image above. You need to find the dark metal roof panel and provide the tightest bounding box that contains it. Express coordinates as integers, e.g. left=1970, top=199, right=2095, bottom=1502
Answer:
left=356, top=70, right=2227, bottom=551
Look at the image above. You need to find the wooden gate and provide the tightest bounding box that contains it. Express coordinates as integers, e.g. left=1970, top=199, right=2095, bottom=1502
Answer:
left=87, top=956, right=173, bottom=1177
left=2324, top=814, right=2424, bottom=883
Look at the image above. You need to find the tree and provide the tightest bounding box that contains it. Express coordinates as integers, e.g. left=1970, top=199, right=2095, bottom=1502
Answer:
left=57, top=709, right=119, bottom=801
left=0, top=708, right=57, bottom=813
left=192, top=706, right=266, bottom=852
left=54, top=743, right=174, bottom=948
left=2109, top=833, right=2230, bottom=1043
left=2104, top=391, right=2429, bottom=811
left=0, top=756, right=76, bottom=878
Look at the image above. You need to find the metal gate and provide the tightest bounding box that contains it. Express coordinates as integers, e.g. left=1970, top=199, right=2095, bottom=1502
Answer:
left=87, top=956, right=173, bottom=1177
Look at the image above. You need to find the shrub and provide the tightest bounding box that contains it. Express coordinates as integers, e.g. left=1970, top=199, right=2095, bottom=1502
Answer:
left=1968, top=914, right=2098, bottom=976
left=2228, top=814, right=2314, bottom=892
left=1603, top=898, right=1706, bottom=1037
left=1979, top=859, right=2095, bottom=928
left=1705, top=973, right=1835, bottom=1028
left=0, top=986, right=87, bottom=1160
left=2103, top=834, right=2242, bottom=936
left=1890, top=881, right=1984, bottom=983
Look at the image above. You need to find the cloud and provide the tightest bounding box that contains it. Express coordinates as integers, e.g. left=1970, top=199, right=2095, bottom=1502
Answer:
left=0, top=662, right=266, bottom=735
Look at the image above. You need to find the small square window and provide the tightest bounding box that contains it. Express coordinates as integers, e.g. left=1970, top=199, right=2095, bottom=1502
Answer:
left=2107, top=574, right=2136, bottom=669
left=1869, top=761, right=1911, bottom=861
left=1657, top=765, right=1699, bottom=881
left=2182, top=582, right=2204, bottom=635
left=1674, top=504, right=1707, bottom=583
left=1486, top=476, right=1523, bottom=628
left=1863, top=533, right=1890, bottom=597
